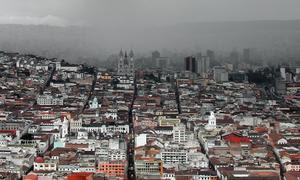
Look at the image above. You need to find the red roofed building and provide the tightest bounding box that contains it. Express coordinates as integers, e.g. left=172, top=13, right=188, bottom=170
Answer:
left=223, top=133, right=251, bottom=144
left=0, top=130, right=16, bottom=144
left=33, top=157, right=57, bottom=172
left=290, top=155, right=300, bottom=160
left=285, top=171, right=300, bottom=180
left=23, top=174, right=38, bottom=180
left=34, top=157, right=44, bottom=163
left=67, top=172, right=93, bottom=180
left=0, top=130, right=16, bottom=136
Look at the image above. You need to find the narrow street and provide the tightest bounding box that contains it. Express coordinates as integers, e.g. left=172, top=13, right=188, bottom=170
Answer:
left=80, top=68, right=97, bottom=113
left=127, top=76, right=137, bottom=179
left=39, top=64, right=56, bottom=95
left=173, top=78, right=181, bottom=114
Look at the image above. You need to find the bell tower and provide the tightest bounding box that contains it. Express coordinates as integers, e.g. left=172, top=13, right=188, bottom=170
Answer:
left=117, top=49, right=135, bottom=76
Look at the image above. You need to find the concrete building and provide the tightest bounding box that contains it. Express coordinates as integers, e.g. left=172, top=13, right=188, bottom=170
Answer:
left=185, top=56, right=197, bottom=73
left=156, top=57, right=170, bottom=70
left=196, top=55, right=210, bottom=78
left=185, top=55, right=210, bottom=77
left=275, top=78, right=287, bottom=95
left=135, top=158, right=163, bottom=179
left=213, top=66, right=228, bottom=83
left=37, top=95, right=64, bottom=106
left=98, top=160, right=126, bottom=179
left=161, top=149, right=188, bottom=164
left=173, top=123, right=187, bottom=143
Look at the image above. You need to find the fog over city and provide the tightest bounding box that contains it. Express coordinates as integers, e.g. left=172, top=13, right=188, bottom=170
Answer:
left=1, top=0, right=300, bottom=64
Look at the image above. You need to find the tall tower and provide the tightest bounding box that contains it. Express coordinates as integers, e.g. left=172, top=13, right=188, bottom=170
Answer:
left=89, top=97, right=99, bottom=109
left=61, top=117, right=69, bottom=139
left=117, top=49, right=135, bottom=76
left=205, top=111, right=216, bottom=131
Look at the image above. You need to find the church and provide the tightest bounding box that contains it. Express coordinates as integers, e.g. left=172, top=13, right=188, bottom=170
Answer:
left=117, top=49, right=135, bottom=76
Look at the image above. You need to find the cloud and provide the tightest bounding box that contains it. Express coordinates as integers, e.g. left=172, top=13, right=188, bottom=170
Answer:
left=0, top=15, right=82, bottom=27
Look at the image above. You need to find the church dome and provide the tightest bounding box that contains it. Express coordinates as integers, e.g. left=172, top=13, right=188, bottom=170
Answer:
left=34, top=157, right=44, bottom=163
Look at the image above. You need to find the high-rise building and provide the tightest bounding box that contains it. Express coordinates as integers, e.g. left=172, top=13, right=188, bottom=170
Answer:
left=173, top=123, right=187, bottom=143
left=117, top=49, right=135, bottom=76
left=152, top=51, right=170, bottom=70
left=156, top=57, right=170, bottom=70
left=275, top=78, right=287, bottom=95
left=213, top=66, right=228, bottom=83
left=280, top=67, right=286, bottom=80
left=185, top=56, right=197, bottom=73
left=243, top=48, right=250, bottom=63
left=206, top=50, right=215, bottom=62
left=185, top=55, right=210, bottom=77
left=197, top=55, right=210, bottom=78
left=230, top=50, right=239, bottom=70
left=243, top=48, right=261, bottom=64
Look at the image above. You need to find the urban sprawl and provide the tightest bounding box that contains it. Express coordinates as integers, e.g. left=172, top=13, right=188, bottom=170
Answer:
left=0, top=49, right=300, bottom=180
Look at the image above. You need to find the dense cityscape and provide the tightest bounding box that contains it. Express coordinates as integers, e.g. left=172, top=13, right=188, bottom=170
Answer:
left=0, top=48, right=299, bottom=180
left=1, top=1, right=300, bottom=180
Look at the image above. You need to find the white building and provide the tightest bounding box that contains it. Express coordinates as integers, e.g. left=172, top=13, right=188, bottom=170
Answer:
left=205, top=111, right=216, bottom=131
left=213, top=66, right=228, bottom=83
left=135, top=134, right=147, bottom=147
left=197, top=55, right=210, bottom=78
left=109, top=149, right=126, bottom=161
left=109, top=139, right=120, bottom=150
left=173, top=123, right=187, bottom=143
left=33, top=157, right=57, bottom=172
left=161, top=149, right=188, bottom=165
left=89, top=97, right=100, bottom=109
left=188, top=152, right=209, bottom=168
left=61, top=117, right=69, bottom=139
left=37, top=95, right=64, bottom=106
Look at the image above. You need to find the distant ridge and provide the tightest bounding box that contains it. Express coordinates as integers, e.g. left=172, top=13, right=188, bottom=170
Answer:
left=0, top=19, right=300, bottom=63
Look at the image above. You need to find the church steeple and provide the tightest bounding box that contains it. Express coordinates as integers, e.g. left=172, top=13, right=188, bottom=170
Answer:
left=117, top=49, right=135, bottom=76
left=119, top=49, right=124, bottom=57
left=129, top=49, right=134, bottom=58
left=205, top=111, right=216, bottom=131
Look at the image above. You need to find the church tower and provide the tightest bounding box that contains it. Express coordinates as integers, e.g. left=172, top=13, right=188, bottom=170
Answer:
left=61, top=117, right=69, bottom=139
left=205, top=111, right=216, bottom=131
left=89, top=97, right=99, bottom=109
left=117, top=49, right=135, bottom=76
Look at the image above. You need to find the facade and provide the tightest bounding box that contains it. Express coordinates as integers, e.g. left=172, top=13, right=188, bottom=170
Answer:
left=185, top=55, right=210, bottom=77
left=286, top=163, right=300, bottom=172
left=98, top=160, right=126, bottom=179
left=135, top=159, right=163, bottom=179
left=158, top=116, right=181, bottom=127
left=205, top=111, right=217, bottom=131
left=173, top=123, right=187, bottom=143
left=37, top=95, right=64, bottom=106
left=161, top=149, right=188, bottom=164
left=33, top=157, right=57, bottom=172
left=275, top=78, right=287, bottom=95
left=213, top=66, right=228, bottom=82
left=197, top=55, right=210, bottom=78
left=117, top=50, right=135, bottom=76
left=185, top=56, right=197, bottom=73
left=156, top=57, right=170, bottom=70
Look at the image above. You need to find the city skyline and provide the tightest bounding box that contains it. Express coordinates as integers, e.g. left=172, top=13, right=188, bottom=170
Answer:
left=1, top=0, right=300, bottom=27
left=1, top=2, right=300, bottom=179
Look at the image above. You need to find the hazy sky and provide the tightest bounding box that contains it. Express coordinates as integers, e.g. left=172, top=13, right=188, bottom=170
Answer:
left=0, top=0, right=300, bottom=27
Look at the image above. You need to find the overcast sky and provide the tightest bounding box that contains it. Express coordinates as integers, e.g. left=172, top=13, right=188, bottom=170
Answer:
left=0, top=0, right=300, bottom=27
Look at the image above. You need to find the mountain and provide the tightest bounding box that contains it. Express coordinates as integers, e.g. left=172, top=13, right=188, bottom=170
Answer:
left=0, top=20, right=300, bottom=64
